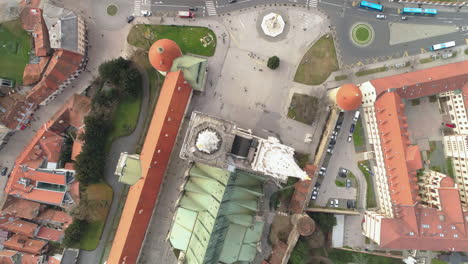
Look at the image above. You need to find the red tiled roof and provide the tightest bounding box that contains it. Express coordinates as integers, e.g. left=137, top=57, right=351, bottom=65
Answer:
left=32, top=15, right=50, bottom=57
left=23, top=57, right=50, bottom=85
left=371, top=61, right=468, bottom=99
left=336, top=84, right=363, bottom=111
left=35, top=209, right=72, bottom=228
left=27, top=50, right=83, bottom=105
left=68, top=181, right=80, bottom=205
left=0, top=100, right=30, bottom=130
left=47, top=256, right=61, bottom=264
left=148, top=39, right=182, bottom=72
left=35, top=226, right=62, bottom=242
left=0, top=250, right=18, bottom=264
left=20, top=8, right=42, bottom=31
left=21, top=254, right=44, bottom=264
left=375, top=92, right=419, bottom=207
left=406, top=145, right=423, bottom=172
left=0, top=219, right=38, bottom=238
left=20, top=0, right=41, bottom=10
left=108, top=70, right=192, bottom=264
left=4, top=235, right=47, bottom=255
left=1, top=197, right=41, bottom=220
left=46, top=94, right=91, bottom=132
left=9, top=187, right=65, bottom=206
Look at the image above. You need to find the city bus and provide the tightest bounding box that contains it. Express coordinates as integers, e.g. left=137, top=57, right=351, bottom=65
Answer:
left=430, top=41, right=456, bottom=51
left=359, top=1, right=384, bottom=12
left=399, top=7, right=438, bottom=16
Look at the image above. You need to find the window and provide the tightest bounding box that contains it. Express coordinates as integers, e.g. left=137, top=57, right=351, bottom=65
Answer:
left=451, top=225, right=456, bottom=230
left=437, top=225, right=442, bottom=229
left=422, top=224, right=430, bottom=228
left=454, top=234, right=459, bottom=238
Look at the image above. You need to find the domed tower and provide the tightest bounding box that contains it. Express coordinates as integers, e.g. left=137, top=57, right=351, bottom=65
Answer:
left=330, top=83, right=363, bottom=111
left=148, top=39, right=182, bottom=75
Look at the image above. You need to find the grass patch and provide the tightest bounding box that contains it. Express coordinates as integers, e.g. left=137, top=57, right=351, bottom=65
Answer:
left=106, top=94, right=142, bottom=148
left=358, top=161, right=376, bottom=208
left=0, top=19, right=32, bottom=85
left=334, top=74, right=348, bottom=81
left=329, top=249, right=402, bottom=264
left=411, top=98, right=420, bottom=106
left=79, top=183, right=113, bottom=251
left=355, top=27, right=370, bottom=42
left=432, top=259, right=448, bottom=264
left=294, top=34, right=339, bottom=85
left=353, top=118, right=364, bottom=149
left=335, top=180, right=345, bottom=187
left=127, top=25, right=216, bottom=56
left=107, top=5, right=118, bottom=16
left=355, top=66, right=387, bottom=77
left=446, top=158, right=455, bottom=179
left=288, top=93, right=319, bottom=125
left=420, top=57, right=434, bottom=64
left=465, top=49, right=468, bottom=55
left=294, top=152, right=310, bottom=168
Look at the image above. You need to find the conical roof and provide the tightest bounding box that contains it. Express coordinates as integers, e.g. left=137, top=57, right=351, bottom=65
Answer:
left=336, top=84, right=363, bottom=111
left=148, top=39, right=182, bottom=72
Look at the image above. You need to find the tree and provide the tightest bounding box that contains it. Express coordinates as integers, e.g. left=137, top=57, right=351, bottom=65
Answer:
left=267, top=56, right=280, bottom=70
left=310, top=213, right=336, bottom=233
left=62, top=219, right=86, bottom=247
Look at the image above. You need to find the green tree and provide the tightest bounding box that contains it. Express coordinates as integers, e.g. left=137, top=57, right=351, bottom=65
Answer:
left=62, top=219, right=86, bottom=247
left=267, top=56, right=280, bottom=70
left=289, top=239, right=308, bottom=264
left=310, top=213, right=337, bottom=233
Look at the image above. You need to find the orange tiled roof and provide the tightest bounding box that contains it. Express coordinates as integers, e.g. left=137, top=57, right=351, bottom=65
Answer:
left=13, top=129, right=64, bottom=168
left=148, top=39, right=182, bottom=72
left=68, top=181, right=80, bottom=205
left=4, top=234, right=47, bottom=255
left=47, top=256, right=61, bottom=264
left=23, top=57, right=50, bottom=86
left=9, top=187, right=65, bottom=206
left=107, top=70, right=192, bottom=264
left=26, top=50, right=83, bottom=105
left=20, top=8, right=42, bottom=31
left=371, top=61, right=468, bottom=99
left=0, top=219, right=38, bottom=238
left=35, top=226, right=62, bottom=242
left=406, top=145, right=423, bottom=172
left=375, top=92, right=420, bottom=207
left=32, top=15, right=50, bottom=57
left=336, top=84, right=363, bottom=111
left=35, top=209, right=72, bottom=228
left=46, top=94, right=90, bottom=132
left=1, top=197, right=41, bottom=220
left=21, top=254, right=44, bottom=264
left=20, top=0, right=41, bottom=10
left=0, top=100, right=30, bottom=130
left=0, top=250, right=19, bottom=264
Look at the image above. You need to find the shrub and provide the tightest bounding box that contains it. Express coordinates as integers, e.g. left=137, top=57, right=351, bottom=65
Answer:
left=267, top=56, right=280, bottom=70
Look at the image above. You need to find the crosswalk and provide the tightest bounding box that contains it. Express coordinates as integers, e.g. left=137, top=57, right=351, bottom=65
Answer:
left=134, top=0, right=141, bottom=16
left=205, top=0, right=218, bottom=16
left=308, top=0, right=318, bottom=8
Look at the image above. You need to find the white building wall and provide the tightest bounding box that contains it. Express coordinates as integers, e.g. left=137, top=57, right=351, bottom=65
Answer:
left=363, top=211, right=383, bottom=244
left=444, top=135, right=468, bottom=205
left=440, top=91, right=468, bottom=134
left=360, top=81, right=377, bottom=107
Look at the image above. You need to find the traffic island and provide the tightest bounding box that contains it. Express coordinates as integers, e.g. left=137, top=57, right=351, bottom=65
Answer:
left=107, top=4, right=118, bottom=16
left=350, top=23, right=374, bottom=47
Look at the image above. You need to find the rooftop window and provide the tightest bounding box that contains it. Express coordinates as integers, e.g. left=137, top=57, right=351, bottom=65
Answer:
left=422, top=224, right=430, bottom=229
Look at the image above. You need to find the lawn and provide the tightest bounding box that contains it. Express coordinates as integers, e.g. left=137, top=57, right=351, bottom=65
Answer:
left=335, top=180, right=345, bottom=187
left=358, top=160, right=377, bottom=208
left=334, top=74, right=348, bottom=81
left=107, top=5, right=118, bottom=16
left=0, top=19, right=32, bottom=85
left=294, top=34, right=339, bottom=85
left=328, top=249, right=402, bottom=264
left=127, top=25, right=216, bottom=57
left=287, top=93, right=319, bottom=125
left=432, top=259, right=448, bottom=264
left=106, top=94, right=142, bottom=148
left=446, top=158, right=455, bottom=179
left=353, top=117, right=365, bottom=149
left=355, top=27, right=370, bottom=42
left=80, top=183, right=113, bottom=251
left=420, top=57, right=434, bottom=64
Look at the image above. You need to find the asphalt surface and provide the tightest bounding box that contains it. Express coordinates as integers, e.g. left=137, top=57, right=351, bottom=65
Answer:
left=140, top=0, right=468, bottom=66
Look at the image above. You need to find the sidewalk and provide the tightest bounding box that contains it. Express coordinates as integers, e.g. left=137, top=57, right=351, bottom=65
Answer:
left=324, top=44, right=468, bottom=89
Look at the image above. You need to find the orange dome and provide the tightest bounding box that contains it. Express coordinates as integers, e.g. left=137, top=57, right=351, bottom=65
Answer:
left=336, top=84, right=362, bottom=111
left=148, top=39, right=182, bottom=72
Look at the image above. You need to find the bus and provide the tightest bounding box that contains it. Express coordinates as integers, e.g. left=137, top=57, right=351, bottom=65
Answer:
left=177, top=11, right=195, bottom=18
left=430, top=41, right=455, bottom=51
left=399, top=7, right=438, bottom=16
left=359, top=1, right=384, bottom=12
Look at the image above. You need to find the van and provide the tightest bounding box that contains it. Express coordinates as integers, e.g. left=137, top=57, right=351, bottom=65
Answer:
left=353, top=110, right=360, bottom=121
left=178, top=11, right=195, bottom=18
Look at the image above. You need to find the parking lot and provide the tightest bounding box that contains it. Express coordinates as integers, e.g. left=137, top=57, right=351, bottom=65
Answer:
left=311, top=110, right=367, bottom=210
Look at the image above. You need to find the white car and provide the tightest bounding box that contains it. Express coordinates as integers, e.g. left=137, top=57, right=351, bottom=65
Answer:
left=376, top=14, right=386, bottom=19
left=330, top=200, right=335, bottom=207
left=141, top=10, right=152, bottom=17
left=311, top=195, right=317, bottom=200
left=347, top=135, right=353, bottom=142
left=334, top=199, right=339, bottom=208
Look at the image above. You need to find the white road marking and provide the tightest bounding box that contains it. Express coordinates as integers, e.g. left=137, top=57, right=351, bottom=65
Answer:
left=321, top=1, right=342, bottom=7
left=205, top=0, right=217, bottom=16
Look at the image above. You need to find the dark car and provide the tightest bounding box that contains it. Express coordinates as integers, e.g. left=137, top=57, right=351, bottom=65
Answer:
left=189, top=7, right=198, bottom=11
left=349, top=124, right=355, bottom=133
left=127, top=16, right=135, bottom=23
left=1, top=167, right=7, bottom=176
left=229, top=0, right=237, bottom=3
left=347, top=200, right=356, bottom=209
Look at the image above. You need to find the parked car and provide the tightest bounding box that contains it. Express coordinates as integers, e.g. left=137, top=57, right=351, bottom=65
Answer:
left=141, top=10, right=152, bottom=16
left=346, top=179, right=352, bottom=188
left=376, top=14, right=387, bottom=19
left=334, top=199, right=339, bottom=208
left=312, top=190, right=318, bottom=196
left=401, top=16, right=408, bottom=20
left=353, top=111, right=360, bottom=122
left=189, top=7, right=198, bottom=11
left=347, top=200, right=356, bottom=209
left=347, top=135, right=353, bottom=142
left=127, top=16, right=135, bottom=23
left=329, top=200, right=335, bottom=207
left=315, top=182, right=321, bottom=187
left=1, top=167, right=7, bottom=176
left=311, top=195, right=317, bottom=200
left=319, top=167, right=327, bottom=176
left=327, top=146, right=334, bottom=154
left=350, top=124, right=355, bottom=133
left=229, top=0, right=237, bottom=3
left=330, top=139, right=336, bottom=146
left=313, top=186, right=319, bottom=192
left=330, top=135, right=337, bottom=141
